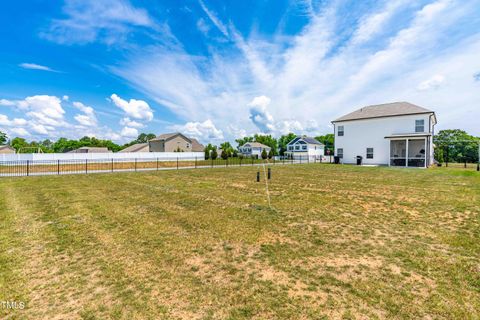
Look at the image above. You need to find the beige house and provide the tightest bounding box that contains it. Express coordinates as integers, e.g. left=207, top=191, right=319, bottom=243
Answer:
left=68, top=147, right=112, bottom=153
left=0, top=145, right=15, bottom=154
left=119, top=143, right=149, bottom=153
left=149, top=133, right=204, bottom=152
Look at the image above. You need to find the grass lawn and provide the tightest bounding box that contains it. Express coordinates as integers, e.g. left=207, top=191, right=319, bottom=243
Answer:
left=0, top=164, right=479, bottom=319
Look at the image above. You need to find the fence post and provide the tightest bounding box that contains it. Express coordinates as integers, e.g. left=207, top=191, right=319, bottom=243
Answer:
left=26, top=160, right=30, bottom=176
left=252, top=157, right=254, bottom=166
left=156, top=157, right=159, bottom=170
left=111, top=158, right=114, bottom=172
left=57, top=160, right=60, bottom=175
left=226, top=158, right=228, bottom=167
left=195, top=157, right=197, bottom=169
left=135, top=158, right=137, bottom=172
left=240, top=157, right=242, bottom=166
left=211, top=157, right=213, bottom=168
left=85, top=159, right=88, bottom=174
left=177, top=157, right=179, bottom=170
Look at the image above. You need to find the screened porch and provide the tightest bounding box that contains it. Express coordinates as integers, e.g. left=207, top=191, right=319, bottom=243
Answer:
left=389, top=138, right=427, bottom=167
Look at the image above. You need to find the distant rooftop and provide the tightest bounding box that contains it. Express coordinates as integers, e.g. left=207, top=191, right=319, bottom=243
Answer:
left=333, top=102, right=434, bottom=122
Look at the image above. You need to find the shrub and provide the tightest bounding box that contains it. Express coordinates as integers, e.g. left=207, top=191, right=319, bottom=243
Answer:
left=221, top=150, right=228, bottom=160
left=268, top=149, right=274, bottom=159
left=261, top=148, right=268, bottom=160
left=211, top=149, right=218, bottom=160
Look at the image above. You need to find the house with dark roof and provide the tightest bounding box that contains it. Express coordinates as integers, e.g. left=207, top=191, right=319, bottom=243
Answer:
left=148, top=133, right=204, bottom=152
left=285, top=136, right=324, bottom=160
left=332, top=102, right=437, bottom=167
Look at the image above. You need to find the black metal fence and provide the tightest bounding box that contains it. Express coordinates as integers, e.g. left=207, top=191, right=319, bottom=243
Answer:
left=0, top=155, right=330, bottom=177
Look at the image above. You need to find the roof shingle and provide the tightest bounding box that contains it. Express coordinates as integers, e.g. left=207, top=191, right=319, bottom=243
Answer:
left=333, top=102, right=434, bottom=122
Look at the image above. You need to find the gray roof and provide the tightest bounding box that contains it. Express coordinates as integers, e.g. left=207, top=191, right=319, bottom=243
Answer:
left=119, top=143, right=149, bottom=153
left=333, top=102, right=434, bottom=122
left=287, top=136, right=323, bottom=146
left=149, top=132, right=191, bottom=142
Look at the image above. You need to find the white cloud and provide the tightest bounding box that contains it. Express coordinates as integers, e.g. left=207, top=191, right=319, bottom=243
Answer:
left=108, top=0, right=480, bottom=137
left=110, top=94, right=153, bottom=121
left=62, top=95, right=69, bottom=101
left=73, top=101, right=98, bottom=127
left=248, top=96, right=276, bottom=133
left=198, top=0, right=229, bottom=37
left=0, top=114, right=27, bottom=126
left=19, top=63, right=56, bottom=72
left=417, top=74, right=446, bottom=91
left=42, top=0, right=157, bottom=44
left=0, top=99, right=15, bottom=106
left=31, top=124, right=50, bottom=135
left=170, top=119, right=224, bottom=141
left=120, top=126, right=139, bottom=138
left=120, top=117, right=144, bottom=128
left=10, top=127, right=30, bottom=137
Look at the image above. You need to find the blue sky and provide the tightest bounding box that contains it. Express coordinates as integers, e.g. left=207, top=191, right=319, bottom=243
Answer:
left=1, top=0, right=479, bottom=143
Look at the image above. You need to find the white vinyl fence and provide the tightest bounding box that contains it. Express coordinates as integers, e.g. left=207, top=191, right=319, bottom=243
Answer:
left=0, top=152, right=204, bottom=162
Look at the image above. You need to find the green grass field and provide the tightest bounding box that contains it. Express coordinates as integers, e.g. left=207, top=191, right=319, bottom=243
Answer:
left=1, top=164, right=479, bottom=319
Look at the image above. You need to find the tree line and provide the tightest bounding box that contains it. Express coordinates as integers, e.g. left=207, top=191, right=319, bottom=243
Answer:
left=0, top=132, right=157, bottom=153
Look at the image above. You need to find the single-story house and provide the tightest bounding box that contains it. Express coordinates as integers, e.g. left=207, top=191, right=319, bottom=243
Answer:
left=119, top=143, right=149, bottom=153
left=148, top=132, right=204, bottom=152
left=68, top=147, right=112, bottom=153
left=238, top=142, right=271, bottom=158
left=332, top=102, right=437, bottom=167
left=285, top=136, right=324, bottom=160
left=0, top=145, right=16, bottom=154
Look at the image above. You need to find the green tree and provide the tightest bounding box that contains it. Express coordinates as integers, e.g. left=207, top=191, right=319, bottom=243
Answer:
left=268, top=149, right=274, bottom=159
left=10, top=137, right=28, bottom=152
left=261, top=148, right=268, bottom=160
left=0, top=131, right=7, bottom=145
left=136, top=133, right=156, bottom=143
left=221, top=149, right=228, bottom=160
left=204, top=143, right=216, bottom=159
left=235, top=136, right=253, bottom=149
left=315, top=134, right=334, bottom=155
left=254, top=134, right=278, bottom=155
left=211, top=149, right=218, bottom=160
left=278, top=133, right=297, bottom=155
left=434, top=129, right=479, bottom=163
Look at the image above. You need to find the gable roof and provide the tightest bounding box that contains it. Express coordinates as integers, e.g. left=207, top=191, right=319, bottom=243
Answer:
left=119, top=143, right=149, bottom=153
left=332, top=102, right=435, bottom=122
left=287, top=136, right=323, bottom=146
left=241, top=142, right=270, bottom=149
left=0, top=145, right=15, bottom=152
left=190, top=138, right=204, bottom=152
left=150, top=132, right=191, bottom=143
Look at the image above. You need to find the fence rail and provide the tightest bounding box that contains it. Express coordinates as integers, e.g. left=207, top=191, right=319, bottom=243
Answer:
left=0, top=155, right=331, bottom=177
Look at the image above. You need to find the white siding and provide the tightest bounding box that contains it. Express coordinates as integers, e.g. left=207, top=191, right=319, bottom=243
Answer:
left=334, top=114, right=434, bottom=165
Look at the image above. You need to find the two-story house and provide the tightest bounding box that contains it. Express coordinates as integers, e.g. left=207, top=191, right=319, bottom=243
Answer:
left=238, top=142, right=271, bottom=158
left=285, top=136, right=324, bottom=161
left=332, top=102, right=437, bottom=167
left=148, top=133, right=204, bottom=152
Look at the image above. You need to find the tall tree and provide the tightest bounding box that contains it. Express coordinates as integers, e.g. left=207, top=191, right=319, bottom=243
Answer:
left=204, top=143, right=217, bottom=159
left=0, top=131, right=7, bottom=145
left=433, top=129, right=479, bottom=163
left=253, top=134, right=278, bottom=155
left=278, top=133, right=297, bottom=155
left=315, top=134, right=335, bottom=155
left=235, top=136, right=254, bottom=148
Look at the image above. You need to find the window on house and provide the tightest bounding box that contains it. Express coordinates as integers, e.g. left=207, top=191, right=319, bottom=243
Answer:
left=295, top=145, right=300, bottom=150
left=302, top=145, right=307, bottom=150
left=337, top=148, right=343, bottom=158
left=366, top=148, right=374, bottom=159
left=288, top=146, right=293, bottom=151
left=338, top=125, right=344, bottom=136
left=415, top=119, right=424, bottom=132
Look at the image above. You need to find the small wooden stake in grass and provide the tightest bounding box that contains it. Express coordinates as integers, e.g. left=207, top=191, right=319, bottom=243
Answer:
left=256, top=171, right=260, bottom=182
left=267, top=168, right=271, bottom=180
